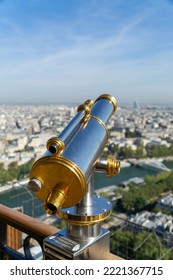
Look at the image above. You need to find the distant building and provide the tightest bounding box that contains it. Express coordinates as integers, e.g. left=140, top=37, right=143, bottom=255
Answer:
left=127, top=211, right=173, bottom=235
left=157, top=194, right=173, bottom=212
left=121, top=177, right=145, bottom=188
left=134, top=101, right=141, bottom=110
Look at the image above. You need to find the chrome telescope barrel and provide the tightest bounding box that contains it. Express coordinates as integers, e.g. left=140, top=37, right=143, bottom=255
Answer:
left=28, top=94, right=117, bottom=215
left=58, top=110, right=85, bottom=145
left=62, top=95, right=116, bottom=179
left=44, top=99, right=94, bottom=155
left=59, top=99, right=94, bottom=146
left=44, top=110, right=85, bottom=156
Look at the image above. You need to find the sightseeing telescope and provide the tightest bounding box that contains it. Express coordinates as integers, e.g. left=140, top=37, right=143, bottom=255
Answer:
left=28, top=94, right=120, bottom=259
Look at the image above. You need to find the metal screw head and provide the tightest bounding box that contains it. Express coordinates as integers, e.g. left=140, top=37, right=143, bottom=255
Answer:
left=28, top=178, right=42, bottom=192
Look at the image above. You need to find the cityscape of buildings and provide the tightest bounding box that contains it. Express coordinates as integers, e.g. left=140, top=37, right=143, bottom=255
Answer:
left=0, top=101, right=173, bottom=259
left=0, top=102, right=173, bottom=170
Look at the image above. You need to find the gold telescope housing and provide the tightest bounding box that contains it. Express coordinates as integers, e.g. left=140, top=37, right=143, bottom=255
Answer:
left=29, top=156, right=87, bottom=213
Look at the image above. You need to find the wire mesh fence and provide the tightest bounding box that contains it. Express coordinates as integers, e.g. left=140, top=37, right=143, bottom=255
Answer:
left=0, top=185, right=44, bottom=218
left=110, top=215, right=173, bottom=260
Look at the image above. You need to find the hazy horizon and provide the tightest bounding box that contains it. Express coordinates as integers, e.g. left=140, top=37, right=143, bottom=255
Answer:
left=1, top=100, right=173, bottom=109
left=0, top=0, right=173, bottom=105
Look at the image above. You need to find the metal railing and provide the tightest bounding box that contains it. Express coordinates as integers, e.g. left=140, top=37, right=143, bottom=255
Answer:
left=0, top=204, right=122, bottom=260
left=0, top=204, right=57, bottom=260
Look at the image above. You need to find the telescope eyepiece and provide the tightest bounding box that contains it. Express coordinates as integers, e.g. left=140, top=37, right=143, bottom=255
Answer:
left=44, top=183, right=69, bottom=215
left=46, top=203, right=57, bottom=212
left=48, top=144, right=57, bottom=154
left=46, top=137, right=65, bottom=155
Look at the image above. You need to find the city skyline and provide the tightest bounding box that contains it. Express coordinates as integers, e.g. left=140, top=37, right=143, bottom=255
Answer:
left=0, top=0, right=173, bottom=105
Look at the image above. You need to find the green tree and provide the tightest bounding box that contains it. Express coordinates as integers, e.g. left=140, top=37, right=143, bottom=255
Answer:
left=18, top=158, right=35, bottom=180
left=120, top=188, right=147, bottom=212
left=0, top=158, right=35, bottom=186
left=134, top=231, right=170, bottom=260
left=111, top=229, right=134, bottom=259
left=8, top=161, right=19, bottom=180
left=135, top=145, right=145, bottom=159
left=0, top=162, right=5, bottom=169
left=146, top=145, right=171, bottom=158
left=134, top=195, right=147, bottom=211
left=111, top=229, right=171, bottom=260
left=164, top=171, right=173, bottom=191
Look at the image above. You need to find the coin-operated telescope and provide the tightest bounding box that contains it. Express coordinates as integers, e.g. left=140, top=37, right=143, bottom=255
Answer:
left=28, top=94, right=120, bottom=260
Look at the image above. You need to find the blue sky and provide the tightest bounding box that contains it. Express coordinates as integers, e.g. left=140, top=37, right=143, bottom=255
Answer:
left=0, top=0, right=173, bottom=104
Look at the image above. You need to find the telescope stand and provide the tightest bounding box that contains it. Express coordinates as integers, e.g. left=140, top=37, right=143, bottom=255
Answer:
left=43, top=174, right=112, bottom=260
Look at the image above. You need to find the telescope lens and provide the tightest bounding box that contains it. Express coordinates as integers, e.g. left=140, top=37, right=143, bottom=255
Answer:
left=44, top=202, right=57, bottom=215
left=49, top=145, right=57, bottom=154
left=46, top=137, right=64, bottom=155
left=47, top=203, right=57, bottom=212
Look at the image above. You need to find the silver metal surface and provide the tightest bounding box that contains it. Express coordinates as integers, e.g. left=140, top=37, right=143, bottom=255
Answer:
left=58, top=110, right=85, bottom=146
left=61, top=96, right=115, bottom=179
left=62, top=118, right=106, bottom=179
left=43, top=227, right=110, bottom=260
left=90, top=97, right=115, bottom=123
left=28, top=178, right=42, bottom=192
left=76, top=175, right=94, bottom=209
left=67, top=223, right=101, bottom=243
left=95, top=158, right=108, bottom=173
left=43, top=110, right=85, bottom=157
left=39, top=95, right=115, bottom=179
left=60, top=195, right=112, bottom=216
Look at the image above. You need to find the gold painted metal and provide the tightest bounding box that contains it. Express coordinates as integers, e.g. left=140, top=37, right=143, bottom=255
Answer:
left=29, top=156, right=87, bottom=209
left=77, top=104, right=90, bottom=123
left=77, top=99, right=94, bottom=123
left=107, top=156, right=120, bottom=177
left=58, top=208, right=112, bottom=226
left=84, top=99, right=94, bottom=109
left=44, top=183, right=69, bottom=215
left=46, top=137, right=65, bottom=155
left=89, top=115, right=109, bottom=142
left=77, top=104, right=90, bottom=115
left=96, top=94, right=117, bottom=114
